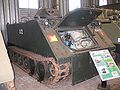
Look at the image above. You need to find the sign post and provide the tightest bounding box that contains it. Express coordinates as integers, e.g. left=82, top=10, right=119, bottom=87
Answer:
left=97, top=81, right=110, bottom=90
left=89, top=49, right=120, bottom=90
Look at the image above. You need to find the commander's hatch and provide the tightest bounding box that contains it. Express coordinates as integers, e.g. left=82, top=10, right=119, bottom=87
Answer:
left=57, top=8, right=102, bottom=28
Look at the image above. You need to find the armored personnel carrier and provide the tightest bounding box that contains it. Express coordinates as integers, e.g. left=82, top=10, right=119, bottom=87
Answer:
left=7, top=8, right=115, bottom=85
left=97, top=4, right=120, bottom=62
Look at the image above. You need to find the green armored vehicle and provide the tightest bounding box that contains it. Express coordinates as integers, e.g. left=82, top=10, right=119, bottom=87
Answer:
left=7, top=8, right=115, bottom=85
left=97, top=4, right=120, bottom=55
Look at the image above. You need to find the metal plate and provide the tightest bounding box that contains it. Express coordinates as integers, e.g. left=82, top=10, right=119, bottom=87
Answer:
left=72, top=52, right=97, bottom=85
left=58, top=8, right=102, bottom=27
left=7, top=20, right=54, bottom=57
left=102, top=22, right=120, bottom=44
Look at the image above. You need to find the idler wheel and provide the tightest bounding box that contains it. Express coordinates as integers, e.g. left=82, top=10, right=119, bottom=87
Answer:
left=48, top=58, right=59, bottom=82
left=36, top=61, right=48, bottom=82
left=48, top=58, right=69, bottom=83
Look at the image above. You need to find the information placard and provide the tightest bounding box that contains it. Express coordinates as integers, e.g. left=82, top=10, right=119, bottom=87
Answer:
left=89, top=49, right=120, bottom=81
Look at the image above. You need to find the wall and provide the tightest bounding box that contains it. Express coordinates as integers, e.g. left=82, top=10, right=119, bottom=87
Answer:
left=19, top=0, right=55, bottom=22
left=0, top=0, right=19, bottom=44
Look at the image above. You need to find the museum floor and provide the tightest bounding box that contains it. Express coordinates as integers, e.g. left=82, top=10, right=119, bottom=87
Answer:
left=13, top=64, right=120, bottom=90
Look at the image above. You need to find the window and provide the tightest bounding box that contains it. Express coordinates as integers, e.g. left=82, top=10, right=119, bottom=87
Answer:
left=99, top=0, right=107, bottom=6
left=19, top=0, right=38, bottom=9
left=69, top=0, right=81, bottom=11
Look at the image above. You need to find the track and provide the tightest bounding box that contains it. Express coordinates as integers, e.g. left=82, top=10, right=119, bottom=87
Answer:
left=8, top=46, right=69, bottom=84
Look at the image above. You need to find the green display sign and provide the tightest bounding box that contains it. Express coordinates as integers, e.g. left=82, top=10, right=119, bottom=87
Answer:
left=89, top=49, right=120, bottom=81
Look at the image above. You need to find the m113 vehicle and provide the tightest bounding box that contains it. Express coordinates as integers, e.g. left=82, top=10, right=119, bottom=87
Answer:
left=97, top=5, right=120, bottom=62
left=7, top=8, right=115, bottom=85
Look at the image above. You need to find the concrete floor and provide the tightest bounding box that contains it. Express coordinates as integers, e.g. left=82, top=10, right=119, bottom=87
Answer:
left=13, top=64, right=120, bottom=90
